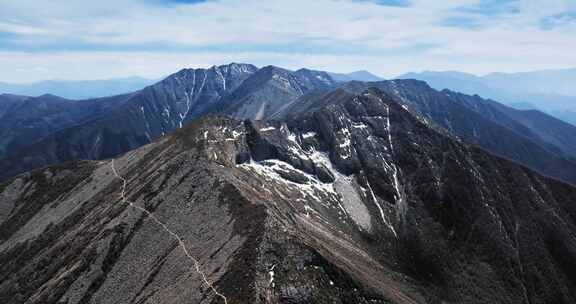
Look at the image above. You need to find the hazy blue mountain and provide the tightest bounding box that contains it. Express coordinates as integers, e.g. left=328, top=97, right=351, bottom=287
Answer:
left=400, top=68, right=576, bottom=97
left=551, top=109, right=576, bottom=125
left=483, top=68, right=576, bottom=96
left=0, top=92, right=131, bottom=160
left=0, top=77, right=156, bottom=99
left=398, top=69, right=576, bottom=125
left=399, top=71, right=496, bottom=96
left=328, top=70, right=383, bottom=82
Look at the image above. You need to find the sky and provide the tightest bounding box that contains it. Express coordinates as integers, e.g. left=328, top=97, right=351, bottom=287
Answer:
left=0, top=0, right=575, bottom=83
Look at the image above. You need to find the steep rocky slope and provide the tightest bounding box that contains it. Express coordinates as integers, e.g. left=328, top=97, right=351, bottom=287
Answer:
left=219, top=66, right=336, bottom=119
left=0, top=93, right=128, bottom=159
left=0, top=64, right=338, bottom=182
left=2, top=89, right=576, bottom=303
left=0, top=63, right=258, bottom=181
left=335, top=80, right=576, bottom=184
left=398, top=69, right=576, bottom=125
left=485, top=100, right=576, bottom=160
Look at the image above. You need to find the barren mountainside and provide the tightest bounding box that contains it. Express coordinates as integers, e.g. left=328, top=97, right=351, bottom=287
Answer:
left=0, top=64, right=339, bottom=182
left=2, top=89, right=576, bottom=303
left=337, top=80, right=576, bottom=183
left=2, top=64, right=576, bottom=189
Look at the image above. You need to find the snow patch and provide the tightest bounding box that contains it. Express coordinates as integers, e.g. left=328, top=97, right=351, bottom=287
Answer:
left=268, top=264, right=276, bottom=288
left=352, top=122, right=368, bottom=129
left=339, top=137, right=351, bottom=148
left=237, top=159, right=336, bottom=203
left=232, top=130, right=243, bottom=138
left=259, top=126, right=276, bottom=132
left=366, top=180, right=397, bottom=237
left=385, top=105, right=408, bottom=220
left=287, top=133, right=297, bottom=143
left=255, top=101, right=267, bottom=120
left=304, top=205, right=313, bottom=218
left=302, top=132, right=317, bottom=139
left=238, top=146, right=373, bottom=232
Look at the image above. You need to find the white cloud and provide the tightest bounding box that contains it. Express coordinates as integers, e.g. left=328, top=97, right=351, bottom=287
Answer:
left=0, top=0, right=574, bottom=82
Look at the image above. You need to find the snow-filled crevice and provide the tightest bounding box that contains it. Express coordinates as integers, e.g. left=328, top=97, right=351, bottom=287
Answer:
left=385, top=104, right=408, bottom=221
left=365, top=180, right=397, bottom=238
left=216, top=66, right=226, bottom=91
left=255, top=101, right=267, bottom=120
left=175, top=70, right=195, bottom=129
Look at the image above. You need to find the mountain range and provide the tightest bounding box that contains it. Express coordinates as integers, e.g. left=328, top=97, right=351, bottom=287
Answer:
left=399, top=69, right=576, bottom=125
left=2, top=63, right=576, bottom=186
left=0, top=77, right=157, bottom=100
left=0, top=71, right=382, bottom=100
left=2, top=87, right=576, bottom=303
left=1, top=63, right=576, bottom=303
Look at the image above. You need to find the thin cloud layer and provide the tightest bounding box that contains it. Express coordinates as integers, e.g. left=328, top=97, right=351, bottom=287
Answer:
left=0, top=0, right=574, bottom=82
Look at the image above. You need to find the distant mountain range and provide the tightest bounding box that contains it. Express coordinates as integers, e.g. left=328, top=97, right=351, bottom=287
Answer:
left=0, top=70, right=383, bottom=100
left=398, top=69, right=576, bottom=125
left=0, top=77, right=157, bottom=99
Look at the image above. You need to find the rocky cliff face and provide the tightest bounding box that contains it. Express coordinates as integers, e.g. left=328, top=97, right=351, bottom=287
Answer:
left=2, top=89, right=576, bottom=304
left=337, top=80, right=576, bottom=184
left=0, top=64, right=340, bottom=182
left=0, top=63, right=258, bottom=181
left=0, top=93, right=127, bottom=160
left=219, top=66, right=337, bottom=120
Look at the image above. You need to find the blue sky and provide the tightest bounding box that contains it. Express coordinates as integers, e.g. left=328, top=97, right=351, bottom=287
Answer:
left=0, top=0, right=575, bottom=82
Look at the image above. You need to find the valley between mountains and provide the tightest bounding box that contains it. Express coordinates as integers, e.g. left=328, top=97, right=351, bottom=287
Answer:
left=1, top=64, right=576, bottom=304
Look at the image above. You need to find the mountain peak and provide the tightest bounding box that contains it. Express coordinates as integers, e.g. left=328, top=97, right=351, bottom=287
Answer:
left=35, top=93, right=72, bottom=102
left=328, top=70, right=383, bottom=82
left=213, top=62, right=258, bottom=72
left=259, top=65, right=292, bottom=74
